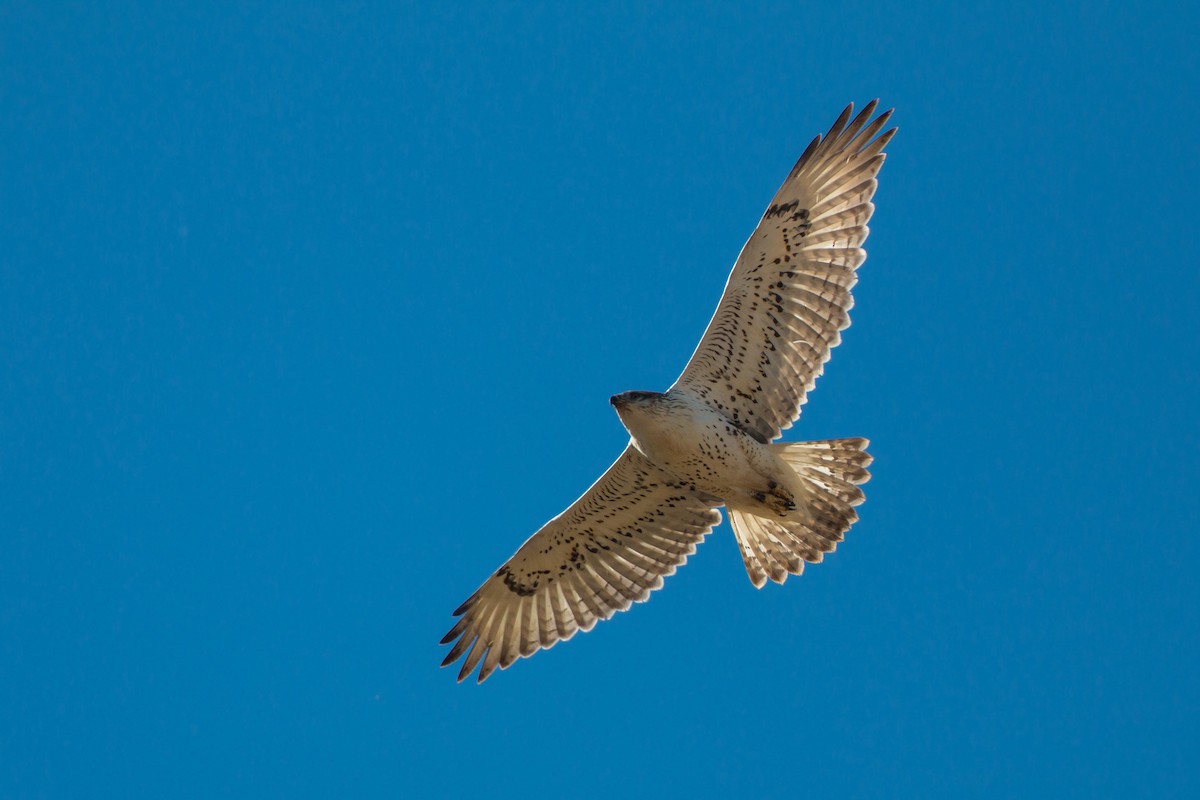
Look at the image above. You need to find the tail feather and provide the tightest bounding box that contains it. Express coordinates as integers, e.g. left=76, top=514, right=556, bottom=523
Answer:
left=729, top=437, right=871, bottom=588
left=734, top=512, right=802, bottom=586
left=775, top=437, right=872, bottom=502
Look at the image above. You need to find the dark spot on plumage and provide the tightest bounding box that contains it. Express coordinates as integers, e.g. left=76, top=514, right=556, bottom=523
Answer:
left=765, top=199, right=800, bottom=219
left=498, top=565, right=538, bottom=597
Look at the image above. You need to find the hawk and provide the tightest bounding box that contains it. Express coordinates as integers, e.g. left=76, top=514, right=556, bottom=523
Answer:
left=442, top=101, right=895, bottom=683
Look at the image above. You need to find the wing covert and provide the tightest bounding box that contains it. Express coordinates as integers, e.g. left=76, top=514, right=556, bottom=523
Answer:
left=672, top=101, right=896, bottom=442
left=440, top=445, right=722, bottom=683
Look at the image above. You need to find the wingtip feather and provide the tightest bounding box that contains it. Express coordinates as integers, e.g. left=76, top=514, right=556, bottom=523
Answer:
left=452, top=593, right=478, bottom=617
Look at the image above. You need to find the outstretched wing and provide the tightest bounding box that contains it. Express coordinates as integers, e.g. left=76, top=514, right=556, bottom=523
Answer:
left=441, top=445, right=722, bottom=683
left=671, top=101, right=896, bottom=443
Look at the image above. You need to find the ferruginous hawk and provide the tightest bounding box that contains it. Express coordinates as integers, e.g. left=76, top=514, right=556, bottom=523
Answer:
left=442, top=101, right=895, bottom=683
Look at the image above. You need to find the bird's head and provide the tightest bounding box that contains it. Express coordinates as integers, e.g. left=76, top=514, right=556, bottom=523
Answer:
left=609, top=391, right=670, bottom=433
left=610, top=390, right=664, bottom=411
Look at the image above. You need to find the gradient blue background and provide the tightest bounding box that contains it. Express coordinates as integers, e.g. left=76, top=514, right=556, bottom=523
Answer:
left=3, top=2, right=1197, bottom=797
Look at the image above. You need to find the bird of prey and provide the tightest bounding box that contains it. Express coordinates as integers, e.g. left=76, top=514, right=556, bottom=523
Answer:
left=442, top=101, right=895, bottom=683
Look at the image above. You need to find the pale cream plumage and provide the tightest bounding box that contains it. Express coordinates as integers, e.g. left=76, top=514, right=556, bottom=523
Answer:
left=672, top=102, right=894, bottom=442
left=441, top=446, right=720, bottom=682
left=442, top=102, right=894, bottom=683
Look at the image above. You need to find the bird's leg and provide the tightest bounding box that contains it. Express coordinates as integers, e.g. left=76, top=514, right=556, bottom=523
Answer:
left=752, top=480, right=796, bottom=517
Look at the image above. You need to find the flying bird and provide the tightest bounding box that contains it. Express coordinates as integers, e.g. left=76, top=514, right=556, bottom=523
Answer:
left=442, top=101, right=895, bottom=683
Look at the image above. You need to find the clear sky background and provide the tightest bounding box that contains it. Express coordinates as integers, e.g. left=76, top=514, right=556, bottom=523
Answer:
left=3, top=2, right=1198, bottom=797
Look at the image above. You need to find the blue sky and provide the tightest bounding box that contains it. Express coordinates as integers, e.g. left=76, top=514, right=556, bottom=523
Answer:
left=3, top=2, right=1197, bottom=797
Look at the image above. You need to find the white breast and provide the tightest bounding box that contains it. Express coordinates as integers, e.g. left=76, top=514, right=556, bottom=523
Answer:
left=619, top=392, right=766, bottom=497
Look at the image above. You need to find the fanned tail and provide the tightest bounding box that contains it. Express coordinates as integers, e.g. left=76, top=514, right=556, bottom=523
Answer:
left=729, top=438, right=872, bottom=588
